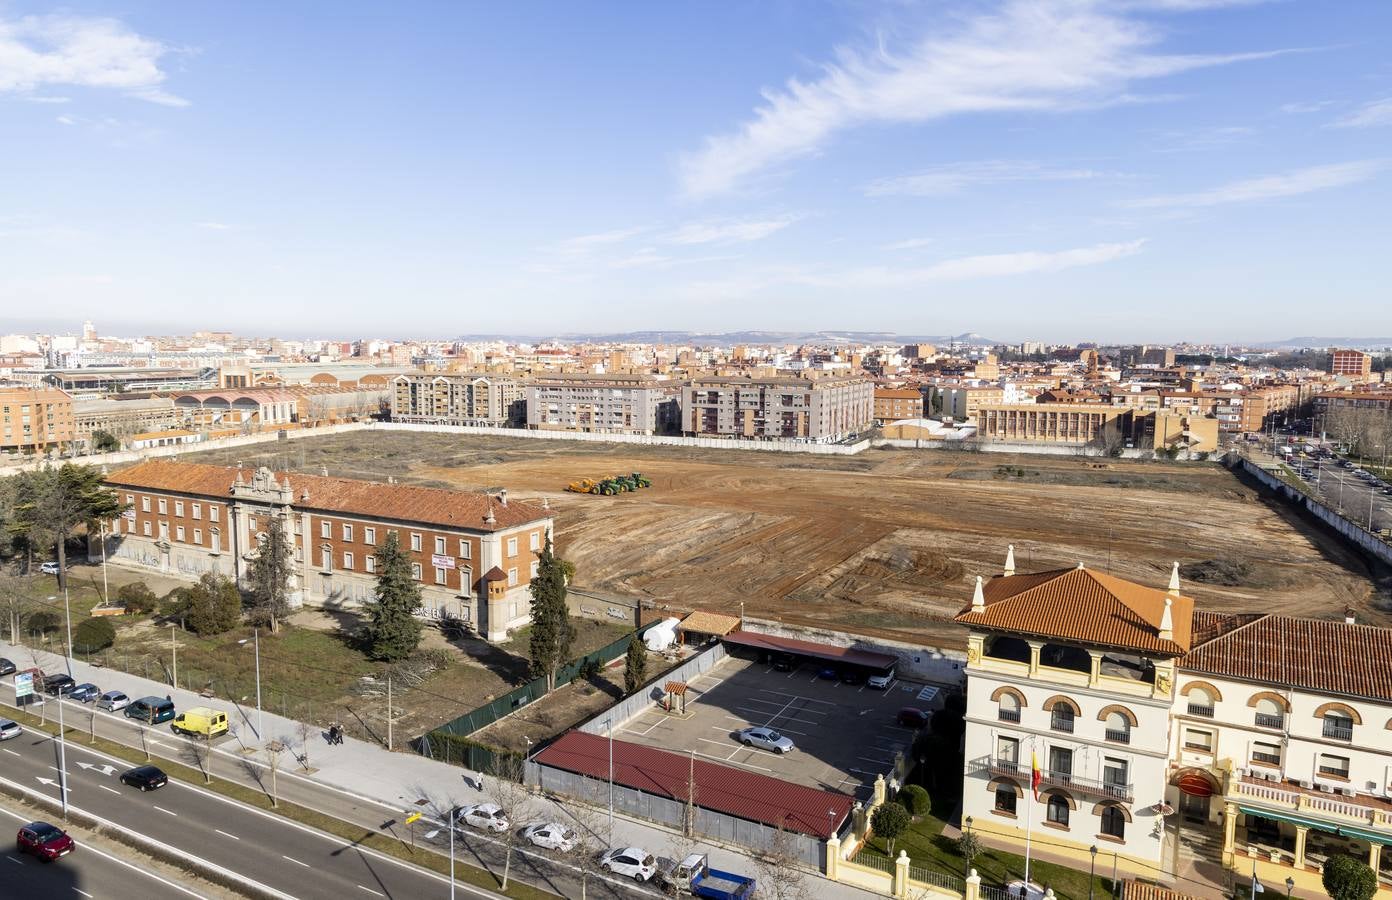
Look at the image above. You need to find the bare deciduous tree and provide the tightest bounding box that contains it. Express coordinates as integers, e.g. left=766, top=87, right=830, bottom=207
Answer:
left=482, top=756, right=534, bottom=891
left=751, top=828, right=812, bottom=900
left=264, top=739, right=285, bottom=807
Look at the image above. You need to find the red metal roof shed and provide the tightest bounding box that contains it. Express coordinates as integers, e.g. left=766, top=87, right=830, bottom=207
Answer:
left=535, top=731, right=852, bottom=839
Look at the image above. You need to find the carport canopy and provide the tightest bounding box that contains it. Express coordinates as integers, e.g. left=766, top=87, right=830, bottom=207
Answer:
left=722, top=631, right=897, bottom=671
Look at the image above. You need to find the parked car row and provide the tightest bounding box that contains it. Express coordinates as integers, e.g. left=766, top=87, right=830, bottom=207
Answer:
left=7, top=662, right=229, bottom=740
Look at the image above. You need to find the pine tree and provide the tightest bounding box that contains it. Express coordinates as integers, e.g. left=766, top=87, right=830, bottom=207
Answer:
left=623, top=636, right=647, bottom=694
left=363, top=531, right=422, bottom=662
left=246, top=516, right=294, bottom=633
left=10, top=464, right=125, bottom=589
left=528, top=536, right=576, bottom=690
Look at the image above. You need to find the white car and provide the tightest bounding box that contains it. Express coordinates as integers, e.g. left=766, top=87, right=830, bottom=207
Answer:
left=601, top=847, right=657, bottom=882
left=735, top=726, right=795, bottom=754
left=0, top=719, right=21, bottom=741
left=521, top=822, right=576, bottom=852
left=96, top=691, right=130, bottom=712
left=867, top=672, right=894, bottom=690
left=39, top=562, right=61, bottom=575
left=452, top=803, right=509, bottom=833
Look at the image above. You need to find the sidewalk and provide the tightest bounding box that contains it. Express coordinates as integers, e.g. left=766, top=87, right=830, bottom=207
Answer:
left=4, top=638, right=883, bottom=900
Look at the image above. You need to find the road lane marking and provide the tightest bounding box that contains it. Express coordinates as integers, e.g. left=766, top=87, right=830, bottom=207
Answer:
left=5, top=855, right=21, bottom=864
left=74, top=889, right=93, bottom=898
left=99, top=785, right=121, bottom=795
left=1, top=749, right=18, bottom=757
left=154, top=805, right=177, bottom=816
left=282, top=855, right=311, bottom=868
left=357, top=887, right=384, bottom=897
left=215, top=829, right=240, bottom=840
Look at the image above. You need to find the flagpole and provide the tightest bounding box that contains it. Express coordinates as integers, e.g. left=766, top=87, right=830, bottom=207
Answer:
left=1025, top=743, right=1037, bottom=892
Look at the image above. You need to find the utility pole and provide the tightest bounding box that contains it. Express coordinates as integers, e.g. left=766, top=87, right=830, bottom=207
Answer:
left=386, top=675, right=393, bottom=751
left=170, top=624, right=178, bottom=688
left=57, top=691, right=69, bottom=820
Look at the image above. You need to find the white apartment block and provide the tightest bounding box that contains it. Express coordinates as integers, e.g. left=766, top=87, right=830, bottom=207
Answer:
left=681, top=376, right=872, bottom=442
left=526, top=374, right=678, bottom=435
left=956, top=553, right=1392, bottom=895
left=392, top=373, right=526, bottom=426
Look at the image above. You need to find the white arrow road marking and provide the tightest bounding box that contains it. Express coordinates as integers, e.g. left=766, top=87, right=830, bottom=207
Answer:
left=35, top=777, right=70, bottom=792
left=76, top=762, right=117, bottom=776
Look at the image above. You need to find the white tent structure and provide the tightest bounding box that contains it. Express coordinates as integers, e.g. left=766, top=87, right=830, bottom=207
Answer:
left=643, top=617, right=681, bottom=652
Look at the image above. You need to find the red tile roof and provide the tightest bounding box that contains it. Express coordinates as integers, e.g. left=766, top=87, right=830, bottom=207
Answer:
left=106, top=459, right=549, bottom=533
left=535, top=730, right=852, bottom=839
left=954, top=567, right=1193, bottom=656
left=721, top=631, right=898, bottom=670
left=1181, top=613, right=1392, bottom=703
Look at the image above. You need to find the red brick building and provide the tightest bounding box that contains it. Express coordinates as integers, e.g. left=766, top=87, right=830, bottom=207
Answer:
left=100, top=460, right=553, bottom=640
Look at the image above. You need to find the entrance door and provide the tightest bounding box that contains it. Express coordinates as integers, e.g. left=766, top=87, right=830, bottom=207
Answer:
left=1180, top=791, right=1209, bottom=824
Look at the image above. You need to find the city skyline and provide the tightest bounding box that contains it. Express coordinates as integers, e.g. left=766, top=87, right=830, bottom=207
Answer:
left=2, top=1, right=1390, bottom=340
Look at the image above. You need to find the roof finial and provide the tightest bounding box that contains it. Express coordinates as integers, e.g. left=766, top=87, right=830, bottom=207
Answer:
left=1077, top=560, right=1085, bottom=569
left=1159, top=596, right=1174, bottom=641
left=1168, top=561, right=1181, bottom=595
left=1004, top=544, right=1016, bottom=577
left=971, top=575, right=985, bottom=612
left=484, top=496, right=496, bottom=525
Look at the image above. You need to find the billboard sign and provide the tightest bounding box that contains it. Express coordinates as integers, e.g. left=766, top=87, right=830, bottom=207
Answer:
left=431, top=554, right=455, bottom=569
left=14, top=673, right=33, bottom=699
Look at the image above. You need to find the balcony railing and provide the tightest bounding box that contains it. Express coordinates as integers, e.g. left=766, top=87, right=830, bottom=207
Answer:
left=1254, top=713, right=1285, bottom=730
left=1322, top=720, right=1354, bottom=741
left=973, top=755, right=1134, bottom=803
left=998, top=708, right=1021, bottom=723
left=1050, top=713, right=1075, bottom=733
left=1251, top=751, right=1282, bottom=766
left=1187, top=703, right=1215, bottom=718
left=1104, top=728, right=1131, bottom=744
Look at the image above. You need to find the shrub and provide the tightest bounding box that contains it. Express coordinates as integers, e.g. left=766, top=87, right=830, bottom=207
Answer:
left=900, top=784, right=931, bottom=817
left=73, top=617, right=116, bottom=654
left=871, top=801, right=911, bottom=854
left=183, top=573, right=242, bottom=636
left=160, top=587, right=195, bottom=620
left=24, top=610, right=61, bottom=635
left=1323, top=855, right=1377, bottom=900
left=116, top=582, right=158, bottom=615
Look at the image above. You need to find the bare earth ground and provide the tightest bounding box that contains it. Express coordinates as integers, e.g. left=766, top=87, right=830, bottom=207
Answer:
left=188, top=433, right=1386, bottom=650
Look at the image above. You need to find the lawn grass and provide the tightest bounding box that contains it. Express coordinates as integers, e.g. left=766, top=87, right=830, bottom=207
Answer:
left=7, top=705, right=558, bottom=899
left=859, top=813, right=1119, bottom=900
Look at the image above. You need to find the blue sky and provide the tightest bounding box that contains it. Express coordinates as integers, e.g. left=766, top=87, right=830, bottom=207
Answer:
left=1, top=0, right=1389, bottom=343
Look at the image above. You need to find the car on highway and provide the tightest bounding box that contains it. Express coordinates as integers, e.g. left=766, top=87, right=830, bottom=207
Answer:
left=521, top=822, right=577, bottom=852
left=42, top=674, right=75, bottom=696
left=897, top=707, right=930, bottom=728
left=125, top=696, right=176, bottom=724
left=68, top=683, right=101, bottom=703
left=17, top=821, right=74, bottom=861
left=601, top=847, right=657, bottom=882
left=39, top=561, right=61, bottom=575
left=452, top=803, right=510, bottom=833
left=0, top=658, right=15, bottom=676
left=119, top=765, right=168, bottom=792
left=0, top=719, right=21, bottom=741
left=96, top=690, right=130, bottom=712
left=734, top=726, right=795, bottom=754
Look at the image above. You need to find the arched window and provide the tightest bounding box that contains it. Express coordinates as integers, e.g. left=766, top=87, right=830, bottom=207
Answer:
left=1100, top=806, right=1125, bottom=839
left=1104, top=711, right=1131, bottom=744
left=1186, top=686, right=1215, bottom=718
left=1254, top=696, right=1285, bottom=729
left=1051, top=703, right=1075, bottom=733
left=1047, top=794, right=1070, bottom=826
left=999, top=692, right=1021, bottom=723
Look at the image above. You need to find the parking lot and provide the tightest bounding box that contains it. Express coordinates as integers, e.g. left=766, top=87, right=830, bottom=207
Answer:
left=616, top=656, right=942, bottom=801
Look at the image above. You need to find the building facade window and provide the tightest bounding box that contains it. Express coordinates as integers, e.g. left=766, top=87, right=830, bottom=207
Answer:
left=1104, top=711, right=1131, bottom=744
left=210, top=506, right=219, bottom=522
left=193, top=528, right=202, bottom=544
left=411, top=533, right=422, bottom=552
left=1102, top=758, right=1128, bottom=796
left=366, top=555, right=376, bottom=574
left=1253, top=697, right=1285, bottom=730
left=1100, top=806, right=1125, bottom=839
left=997, top=736, right=1019, bottom=763
left=411, top=562, right=423, bottom=581
left=320, top=521, right=330, bottom=539
left=176, top=526, right=185, bottom=542
left=158, top=499, right=167, bottom=514
left=192, top=503, right=201, bottom=520
left=142, top=521, right=151, bottom=536
left=1318, top=754, right=1350, bottom=779
left=507, top=567, right=518, bottom=587
left=343, top=552, right=354, bottom=571
left=1322, top=712, right=1354, bottom=742
left=1050, top=705, right=1075, bottom=733
left=174, top=501, right=184, bottom=517
left=342, top=524, right=353, bottom=542
left=141, top=497, right=151, bottom=512
left=998, top=693, right=1021, bottom=723
left=1046, top=794, right=1070, bottom=826
left=1251, top=741, right=1282, bottom=766
left=995, top=786, right=1018, bottom=815
left=1186, top=687, right=1216, bottom=718
left=364, top=527, right=376, bottom=545
left=459, top=539, right=471, bottom=559
left=529, top=531, right=540, bottom=551
left=1184, top=728, right=1213, bottom=752
left=435, top=536, right=446, bottom=555
left=507, top=537, right=518, bottom=557
left=529, top=560, right=539, bottom=579
left=435, top=567, right=447, bottom=585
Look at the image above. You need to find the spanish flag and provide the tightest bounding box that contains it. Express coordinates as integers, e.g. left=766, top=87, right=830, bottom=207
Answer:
left=1031, top=750, right=1042, bottom=800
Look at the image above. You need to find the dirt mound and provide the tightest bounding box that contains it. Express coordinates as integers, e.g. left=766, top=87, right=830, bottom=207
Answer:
left=1180, top=558, right=1252, bottom=587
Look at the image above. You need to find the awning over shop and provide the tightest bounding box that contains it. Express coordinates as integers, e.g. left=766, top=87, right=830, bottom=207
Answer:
left=1238, top=805, right=1392, bottom=846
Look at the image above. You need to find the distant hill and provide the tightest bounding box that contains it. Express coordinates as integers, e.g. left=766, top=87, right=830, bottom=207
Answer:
left=1256, top=337, right=1392, bottom=349
left=453, top=330, right=1000, bottom=346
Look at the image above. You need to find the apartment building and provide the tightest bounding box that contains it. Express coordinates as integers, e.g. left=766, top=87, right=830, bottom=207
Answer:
left=100, top=459, right=553, bottom=641
left=873, top=387, right=925, bottom=423
left=0, top=386, right=74, bottom=452
left=526, top=374, right=679, bottom=435
left=1174, top=613, right=1392, bottom=894
left=939, top=385, right=1005, bottom=421
left=1331, top=350, right=1374, bottom=379
left=956, top=558, right=1392, bottom=894
left=957, top=558, right=1190, bottom=876
left=391, top=373, right=526, bottom=426
left=681, top=376, right=873, bottom=442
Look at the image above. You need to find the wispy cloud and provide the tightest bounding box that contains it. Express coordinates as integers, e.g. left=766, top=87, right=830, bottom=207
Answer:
left=1279, top=99, right=1335, bottom=114
left=1152, top=124, right=1255, bottom=152
left=22, top=94, right=70, bottom=103
left=849, top=240, right=1146, bottom=285
left=660, top=215, right=801, bottom=245
left=1330, top=98, right=1392, bottom=129
left=884, top=236, right=937, bottom=251
left=1129, top=160, right=1384, bottom=208
left=0, top=14, right=188, bottom=106
left=55, top=114, right=76, bottom=125
left=866, top=161, right=1112, bottom=197
left=678, top=1, right=1293, bottom=197
left=197, top=221, right=233, bottom=230
left=553, top=227, right=646, bottom=256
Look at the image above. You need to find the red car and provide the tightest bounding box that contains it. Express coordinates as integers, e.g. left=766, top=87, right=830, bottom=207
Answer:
left=17, top=821, right=74, bottom=861
left=897, top=707, right=930, bottom=729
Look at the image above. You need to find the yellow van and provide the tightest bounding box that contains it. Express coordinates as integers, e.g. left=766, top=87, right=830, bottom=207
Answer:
left=171, top=707, right=228, bottom=738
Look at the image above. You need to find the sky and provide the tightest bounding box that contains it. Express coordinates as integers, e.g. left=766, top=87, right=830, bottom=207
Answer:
left=1, top=0, right=1390, bottom=343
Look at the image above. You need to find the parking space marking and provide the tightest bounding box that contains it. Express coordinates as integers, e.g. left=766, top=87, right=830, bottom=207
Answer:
left=857, top=755, right=893, bottom=765
left=754, top=688, right=838, bottom=706
left=721, top=719, right=807, bottom=737
left=733, top=707, right=818, bottom=728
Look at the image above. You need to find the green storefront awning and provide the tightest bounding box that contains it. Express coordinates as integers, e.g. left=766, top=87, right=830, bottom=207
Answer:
left=1238, top=805, right=1392, bottom=847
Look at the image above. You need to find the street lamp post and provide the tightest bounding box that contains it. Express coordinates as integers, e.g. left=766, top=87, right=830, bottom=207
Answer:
left=237, top=630, right=263, bottom=741
left=1089, top=845, right=1098, bottom=900
left=449, top=815, right=456, bottom=900
left=57, top=688, right=69, bottom=820
left=606, top=716, right=614, bottom=844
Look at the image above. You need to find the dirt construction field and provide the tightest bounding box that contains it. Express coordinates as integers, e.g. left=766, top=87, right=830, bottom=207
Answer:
left=189, top=433, right=1388, bottom=648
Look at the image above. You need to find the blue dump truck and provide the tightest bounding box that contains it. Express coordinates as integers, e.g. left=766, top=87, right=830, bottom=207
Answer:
left=658, top=854, right=755, bottom=899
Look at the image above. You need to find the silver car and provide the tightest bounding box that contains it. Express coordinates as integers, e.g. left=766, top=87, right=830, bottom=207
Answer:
left=96, top=691, right=130, bottom=712
left=0, top=719, right=21, bottom=741
left=735, top=726, right=795, bottom=754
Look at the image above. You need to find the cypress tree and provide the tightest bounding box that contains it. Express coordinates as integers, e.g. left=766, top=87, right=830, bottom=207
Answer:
left=528, top=536, right=575, bottom=690
left=623, top=636, right=647, bottom=694
left=364, top=531, right=422, bottom=662
left=246, top=516, right=294, bottom=633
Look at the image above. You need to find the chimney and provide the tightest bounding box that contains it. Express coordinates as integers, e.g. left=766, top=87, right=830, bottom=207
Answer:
left=499, top=488, right=508, bottom=507
left=484, top=498, right=496, bottom=526
left=1004, top=544, right=1016, bottom=577
left=1159, top=596, right=1174, bottom=642
left=300, top=489, right=310, bottom=502
left=971, top=575, right=985, bottom=613
left=1168, top=561, right=1181, bottom=596
left=542, top=497, right=550, bottom=510
left=319, top=465, right=328, bottom=477
left=1345, top=606, right=1356, bottom=625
